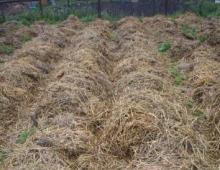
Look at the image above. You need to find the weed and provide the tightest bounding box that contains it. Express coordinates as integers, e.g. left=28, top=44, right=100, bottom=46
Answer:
left=138, top=17, right=144, bottom=23
left=0, top=44, right=14, bottom=55
left=186, top=100, right=194, bottom=108
left=169, top=65, right=184, bottom=85
left=181, top=24, right=197, bottom=40
left=198, top=33, right=208, bottom=44
left=0, top=60, right=4, bottom=64
left=194, top=110, right=205, bottom=118
left=16, top=127, right=36, bottom=144
left=158, top=42, right=171, bottom=53
left=20, top=34, right=32, bottom=43
left=80, top=15, right=97, bottom=22
left=0, top=150, right=7, bottom=163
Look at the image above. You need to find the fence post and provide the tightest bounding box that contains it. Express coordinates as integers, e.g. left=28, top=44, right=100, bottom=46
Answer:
left=39, top=0, right=43, bottom=16
left=97, top=0, right=101, bottom=18
left=165, top=0, right=168, bottom=15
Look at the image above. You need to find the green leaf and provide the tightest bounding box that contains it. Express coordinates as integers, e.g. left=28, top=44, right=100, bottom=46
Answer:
left=158, top=42, right=171, bottom=53
left=16, top=127, right=36, bottom=144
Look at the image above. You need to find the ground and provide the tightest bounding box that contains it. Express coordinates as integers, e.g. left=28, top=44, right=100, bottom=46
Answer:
left=0, top=13, right=220, bottom=170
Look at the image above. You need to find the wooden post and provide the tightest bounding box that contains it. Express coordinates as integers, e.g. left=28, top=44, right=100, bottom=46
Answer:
left=165, top=0, right=168, bottom=15
left=39, top=0, right=43, bottom=16
left=97, top=0, right=101, bottom=18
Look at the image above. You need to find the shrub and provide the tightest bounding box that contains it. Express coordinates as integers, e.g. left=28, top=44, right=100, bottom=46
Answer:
left=185, top=0, right=220, bottom=17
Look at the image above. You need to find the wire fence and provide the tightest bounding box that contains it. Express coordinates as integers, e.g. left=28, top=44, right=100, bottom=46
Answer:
left=0, top=0, right=217, bottom=20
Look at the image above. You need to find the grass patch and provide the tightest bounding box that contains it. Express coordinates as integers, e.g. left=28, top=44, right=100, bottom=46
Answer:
left=198, top=33, right=208, bottom=44
left=138, top=16, right=144, bottom=23
left=0, top=44, right=14, bottom=55
left=181, top=24, right=197, bottom=40
left=16, top=127, right=36, bottom=144
left=0, top=150, right=7, bottom=163
left=19, top=34, right=32, bottom=43
left=186, top=100, right=194, bottom=108
left=194, top=110, right=205, bottom=118
left=158, top=41, right=172, bottom=53
left=80, top=14, right=97, bottom=22
left=169, top=65, right=184, bottom=85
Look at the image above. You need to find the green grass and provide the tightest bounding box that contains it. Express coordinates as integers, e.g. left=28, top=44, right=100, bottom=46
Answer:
left=19, top=34, right=32, bottom=43
left=194, top=110, right=205, bottom=118
left=158, top=42, right=172, bottom=53
left=186, top=100, right=194, bottom=108
left=169, top=65, right=184, bottom=85
left=16, top=127, right=36, bottom=144
left=80, top=14, right=97, bottom=22
left=138, top=16, right=144, bottom=23
left=181, top=24, right=197, bottom=40
left=0, top=150, right=7, bottom=163
left=0, top=44, right=14, bottom=55
left=185, top=0, right=220, bottom=17
left=198, top=33, right=208, bottom=44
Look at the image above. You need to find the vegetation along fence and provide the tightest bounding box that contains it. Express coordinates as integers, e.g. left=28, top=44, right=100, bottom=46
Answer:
left=0, top=0, right=218, bottom=23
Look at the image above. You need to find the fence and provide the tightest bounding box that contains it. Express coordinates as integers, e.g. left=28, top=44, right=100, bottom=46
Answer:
left=0, top=0, right=217, bottom=20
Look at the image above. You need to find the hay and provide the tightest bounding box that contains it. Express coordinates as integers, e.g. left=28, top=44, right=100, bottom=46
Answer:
left=1, top=14, right=220, bottom=170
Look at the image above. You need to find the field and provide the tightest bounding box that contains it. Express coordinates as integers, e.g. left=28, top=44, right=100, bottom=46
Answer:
left=0, top=13, right=220, bottom=170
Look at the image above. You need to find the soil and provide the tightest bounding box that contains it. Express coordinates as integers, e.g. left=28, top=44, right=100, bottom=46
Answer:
left=0, top=13, right=219, bottom=170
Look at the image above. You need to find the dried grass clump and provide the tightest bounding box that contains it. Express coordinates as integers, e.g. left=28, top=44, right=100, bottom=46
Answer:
left=115, top=72, right=166, bottom=95
left=60, top=15, right=83, bottom=31
left=100, top=90, right=185, bottom=158
left=175, top=12, right=201, bottom=26
left=18, top=40, right=62, bottom=63
left=74, top=152, right=128, bottom=169
left=32, top=82, right=102, bottom=118
left=113, top=55, right=163, bottom=79
left=63, top=48, right=112, bottom=75
left=117, top=17, right=143, bottom=35
left=4, top=144, right=71, bottom=170
left=55, top=61, right=112, bottom=98
left=0, top=57, right=43, bottom=89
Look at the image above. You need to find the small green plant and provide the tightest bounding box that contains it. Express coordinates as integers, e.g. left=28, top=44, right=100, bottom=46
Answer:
left=186, top=100, right=194, bottom=108
left=138, top=17, right=144, bottom=23
left=169, top=65, right=184, bottom=85
left=0, top=149, right=7, bottom=163
left=194, top=110, right=205, bottom=118
left=80, top=15, right=97, bottom=22
left=16, top=127, right=35, bottom=144
left=0, top=60, right=4, bottom=64
left=181, top=24, right=197, bottom=40
left=158, top=42, right=172, bottom=53
left=20, top=34, right=32, bottom=43
left=0, top=44, right=14, bottom=55
left=198, top=33, right=208, bottom=44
